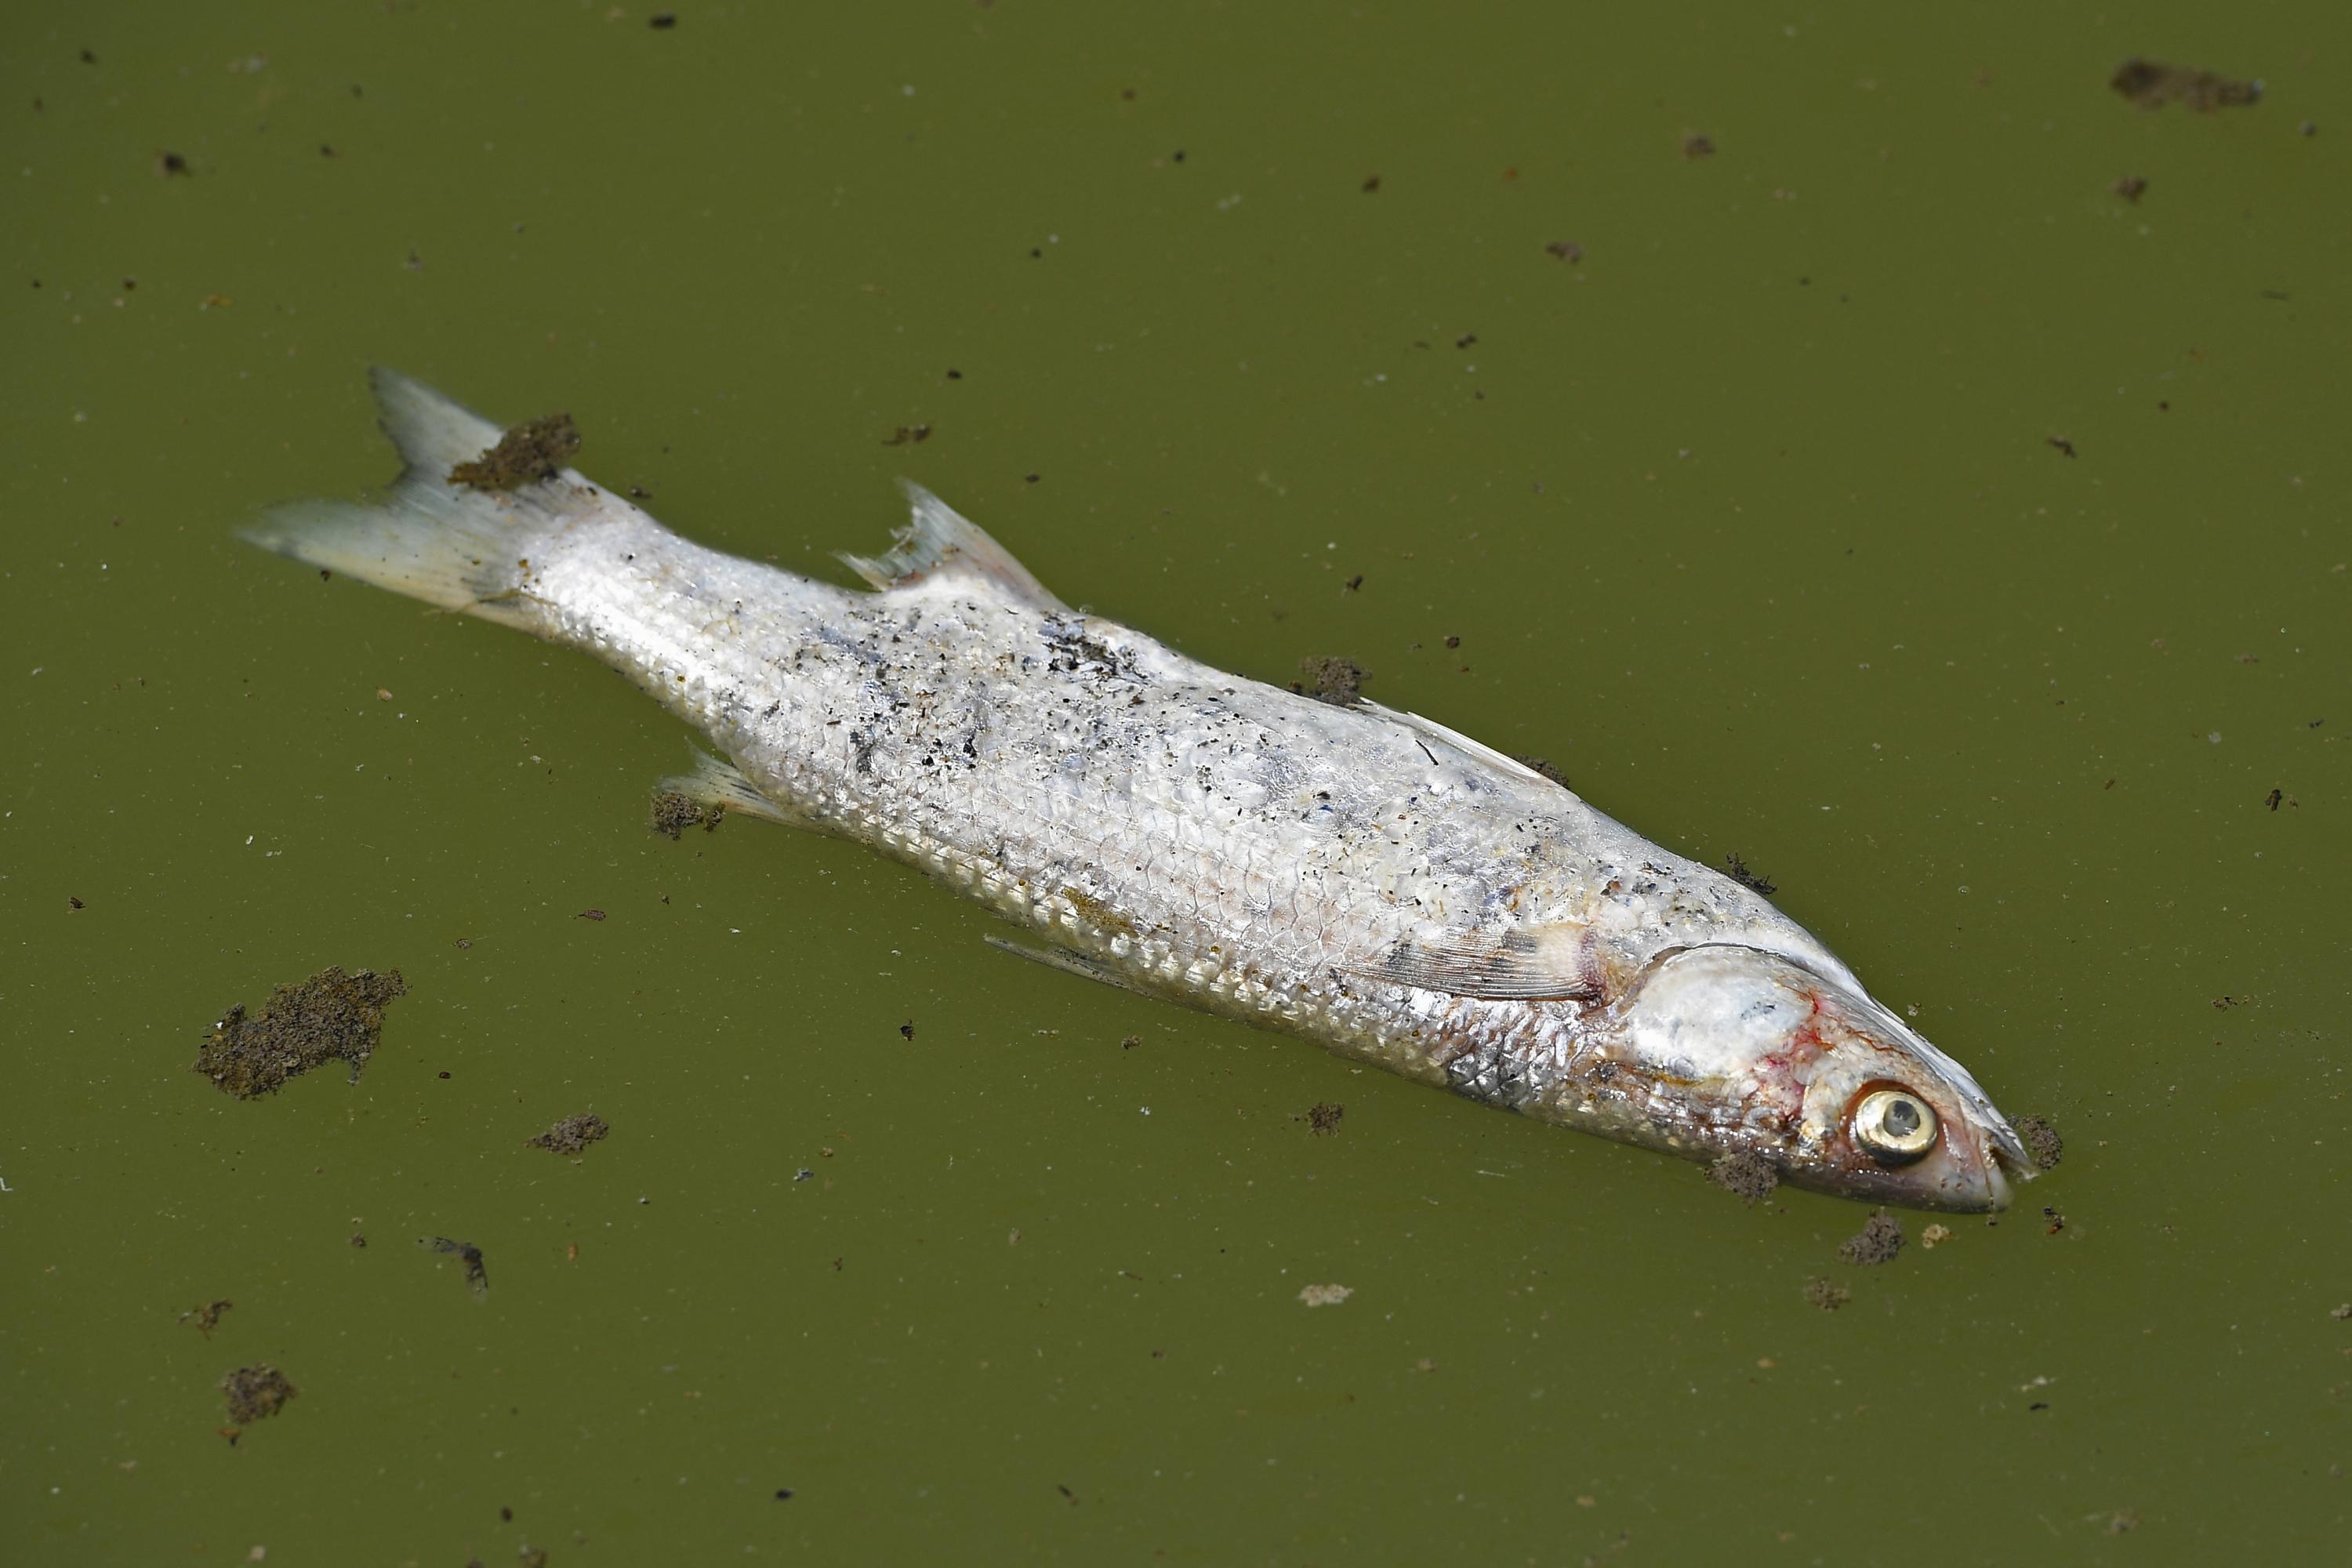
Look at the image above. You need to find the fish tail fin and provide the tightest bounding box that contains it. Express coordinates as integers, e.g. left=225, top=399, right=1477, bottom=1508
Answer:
left=240, top=368, right=546, bottom=629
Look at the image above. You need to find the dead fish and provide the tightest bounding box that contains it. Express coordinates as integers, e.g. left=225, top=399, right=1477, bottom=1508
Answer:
left=245, top=372, right=2034, bottom=1210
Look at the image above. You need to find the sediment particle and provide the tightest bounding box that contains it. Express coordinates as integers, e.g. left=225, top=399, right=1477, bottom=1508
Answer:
left=1291, top=655, right=1366, bottom=706
left=1803, top=1276, right=1849, bottom=1312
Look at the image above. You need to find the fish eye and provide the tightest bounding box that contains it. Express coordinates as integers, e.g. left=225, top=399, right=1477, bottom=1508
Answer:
left=1850, top=1087, right=1938, bottom=1165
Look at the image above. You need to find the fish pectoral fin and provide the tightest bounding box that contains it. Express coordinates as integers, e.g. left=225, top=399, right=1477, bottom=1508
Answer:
left=1352, top=920, right=1599, bottom=1001
left=654, top=752, right=801, bottom=827
left=838, top=481, right=1070, bottom=613
left=983, top=935, right=1152, bottom=997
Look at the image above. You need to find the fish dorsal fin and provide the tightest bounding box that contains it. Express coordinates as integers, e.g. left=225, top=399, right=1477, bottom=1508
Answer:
left=1355, top=920, right=1598, bottom=1001
left=1367, top=703, right=1570, bottom=793
left=838, top=481, right=1068, bottom=612
left=370, top=366, right=507, bottom=479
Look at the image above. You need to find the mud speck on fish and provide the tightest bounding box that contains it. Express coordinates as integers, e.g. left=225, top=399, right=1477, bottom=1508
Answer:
left=448, top=412, right=581, bottom=492
left=528, top=1113, right=610, bottom=1156
left=220, top=1363, right=297, bottom=1425
left=193, top=967, right=408, bottom=1099
left=1836, top=1209, right=1905, bottom=1265
left=1708, top=1149, right=1778, bottom=1204
left=649, top=790, right=722, bottom=839
left=1291, top=655, right=1366, bottom=706
left=420, top=1236, right=490, bottom=1298
left=1803, top=1277, right=1850, bottom=1312
left=2015, top=1114, right=2064, bottom=1170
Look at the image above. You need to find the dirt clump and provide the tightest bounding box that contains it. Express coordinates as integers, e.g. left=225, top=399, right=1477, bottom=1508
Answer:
left=1305, top=1102, right=1345, bottom=1135
left=1708, top=1150, right=1778, bottom=1204
left=449, top=412, right=581, bottom=491
left=649, top=791, right=722, bottom=838
left=1802, top=1277, right=1849, bottom=1312
left=220, top=1363, right=297, bottom=1425
left=1292, top=655, right=1367, bottom=706
left=193, top=966, right=408, bottom=1098
left=2110, top=57, right=2262, bottom=111
left=1837, top=1208, right=1905, bottom=1265
left=2015, top=1115, right=2064, bottom=1170
left=528, top=1112, right=610, bottom=1156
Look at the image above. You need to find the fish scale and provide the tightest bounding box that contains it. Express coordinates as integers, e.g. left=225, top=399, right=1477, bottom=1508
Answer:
left=245, top=369, right=2036, bottom=1211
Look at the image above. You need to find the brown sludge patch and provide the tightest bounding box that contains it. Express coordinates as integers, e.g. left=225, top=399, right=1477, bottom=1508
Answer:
left=2015, top=1114, right=2063, bottom=1170
left=1708, top=1150, right=1778, bottom=1204
left=420, top=1236, right=489, bottom=1298
left=1722, top=852, right=1777, bottom=896
left=1292, top=655, right=1367, bottom=706
left=448, top=412, right=580, bottom=492
left=2110, top=57, right=2262, bottom=111
left=194, top=966, right=407, bottom=1098
left=528, top=1112, right=610, bottom=1156
left=1837, top=1208, right=1905, bottom=1265
left=220, top=1363, right=296, bottom=1425
left=1515, top=755, right=1570, bottom=786
left=1802, top=1277, right=1849, bottom=1312
left=649, top=790, right=722, bottom=839
left=1305, top=1102, right=1344, bottom=1135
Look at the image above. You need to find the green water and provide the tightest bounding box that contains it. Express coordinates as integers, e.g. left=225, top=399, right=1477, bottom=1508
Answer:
left=5, top=4, right=2346, bottom=1562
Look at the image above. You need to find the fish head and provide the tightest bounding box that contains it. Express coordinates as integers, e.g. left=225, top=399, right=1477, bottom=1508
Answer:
left=1614, top=944, right=2034, bottom=1212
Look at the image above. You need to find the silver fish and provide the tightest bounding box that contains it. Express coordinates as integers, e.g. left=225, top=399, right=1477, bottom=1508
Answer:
left=248, top=371, right=2035, bottom=1211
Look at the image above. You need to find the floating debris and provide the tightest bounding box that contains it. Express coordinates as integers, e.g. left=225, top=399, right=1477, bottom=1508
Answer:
left=1297, top=1283, right=1353, bottom=1308
left=193, top=967, right=407, bottom=1099
left=1680, top=132, right=1716, bottom=159
left=2111, top=175, right=2148, bottom=202
left=880, top=424, right=931, bottom=447
left=1836, top=1208, right=1905, bottom=1265
left=649, top=790, right=722, bottom=839
left=2015, top=1114, right=2064, bottom=1170
left=1291, top=655, right=1366, bottom=706
left=448, top=412, right=580, bottom=492
left=1802, top=1276, right=1849, bottom=1312
left=528, top=1113, right=609, bottom=1156
left=1542, top=239, right=1584, bottom=263
left=1305, top=1102, right=1345, bottom=1135
left=2111, top=57, right=2262, bottom=112
left=1919, top=1222, right=1953, bottom=1250
left=180, top=1299, right=233, bottom=1338
left=1708, top=1149, right=1779, bottom=1204
left=419, top=1236, right=489, bottom=1298
left=220, top=1364, right=296, bottom=1426
left=1722, top=852, right=1777, bottom=897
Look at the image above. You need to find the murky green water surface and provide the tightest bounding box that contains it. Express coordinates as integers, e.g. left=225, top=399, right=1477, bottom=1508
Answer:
left=5, top=4, right=2347, bottom=1562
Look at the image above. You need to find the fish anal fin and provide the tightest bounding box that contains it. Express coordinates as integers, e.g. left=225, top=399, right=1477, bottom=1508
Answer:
left=1356, top=920, right=1599, bottom=1001
left=655, top=753, right=800, bottom=828
left=838, top=481, right=1069, bottom=612
left=983, top=935, right=1153, bottom=998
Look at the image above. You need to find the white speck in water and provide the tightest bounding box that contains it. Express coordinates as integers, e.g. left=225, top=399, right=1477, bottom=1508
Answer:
left=2207, top=731, right=2222, bottom=744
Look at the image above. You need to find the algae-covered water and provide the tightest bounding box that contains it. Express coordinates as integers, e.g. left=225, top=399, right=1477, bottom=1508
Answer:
left=5, top=4, right=2347, bottom=1563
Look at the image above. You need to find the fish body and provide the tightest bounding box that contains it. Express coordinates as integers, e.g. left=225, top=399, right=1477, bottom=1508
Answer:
left=249, top=372, right=2034, bottom=1210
